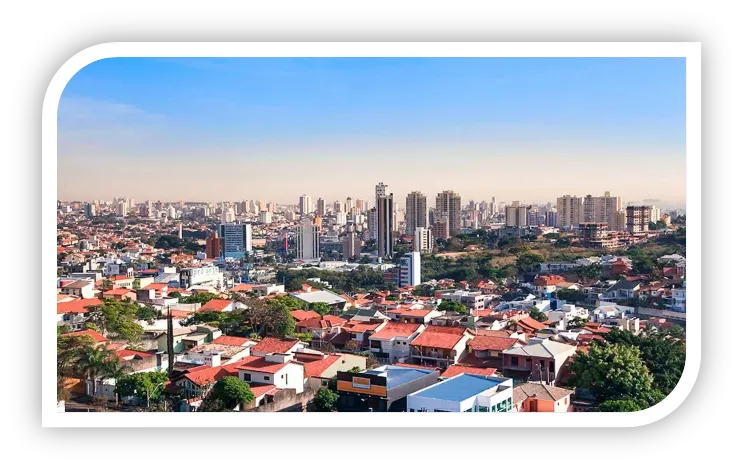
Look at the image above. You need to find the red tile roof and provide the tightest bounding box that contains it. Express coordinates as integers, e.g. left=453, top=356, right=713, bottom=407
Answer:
left=290, top=310, right=321, bottom=322
left=251, top=337, right=300, bottom=354
left=142, top=283, right=168, bottom=290
left=346, top=321, right=384, bottom=333
left=235, top=356, right=293, bottom=374
left=182, top=359, right=247, bottom=387
left=440, top=365, right=498, bottom=379
left=469, top=336, right=523, bottom=352
left=230, top=284, right=256, bottom=292
left=63, top=329, right=107, bottom=343
left=301, top=354, right=341, bottom=378
left=516, top=316, right=549, bottom=332
left=212, top=335, right=252, bottom=347
left=56, top=298, right=102, bottom=314
left=369, top=322, right=421, bottom=340
left=400, top=308, right=435, bottom=318
left=296, top=315, right=346, bottom=329
left=411, top=325, right=472, bottom=349
left=249, top=383, right=278, bottom=398
left=534, top=275, right=565, bottom=286
left=471, top=309, right=495, bottom=317
left=116, top=349, right=156, bottom=360
left=198, top=299, right=234, bottom=312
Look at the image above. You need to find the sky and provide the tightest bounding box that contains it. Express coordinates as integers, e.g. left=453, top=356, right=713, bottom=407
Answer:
left=58, top=57, right=686, bottom=207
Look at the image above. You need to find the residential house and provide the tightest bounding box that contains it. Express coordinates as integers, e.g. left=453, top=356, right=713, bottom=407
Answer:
left=466, top=334, right=525, bottom=369
left=512, top=382, right=574, bottom=412
left=289, top=310, right=321, bottom=322
left=336, top=365, right=440, bottom=412
left=533, top=275, right=565, bottom=298
left=295, top=316, right=346, bottom=349
left=600, top=279, right=642, bottom=300
left=410, top=325, right=475, bottom=368
left=236, top=353, right=306, bottom=395
left=293, top=350, right=367, bottom=390
left=250, top=337, right=304, bottom=357
left=57, top=298, right=103, bottom=330
left=369, top=322, right=425, bottom=364
left=59, top=279, right=96, bottom=299
left=407, top=374, right=515, bottom=413
left=502, top=339, right=577, bottom=385
left=439, top=365, right=498, bottom=379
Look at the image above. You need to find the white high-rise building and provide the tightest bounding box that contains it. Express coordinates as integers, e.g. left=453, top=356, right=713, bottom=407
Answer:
left=219, top=222, right=252, bottom=259
left=296, top=218, right=320, bottom=261
left=650, top=206, right=662, bottom=223
left=299, top=194, right=312, bottom=216
left=399, top=252, right=421, bottom=287
left=221, top=207, right=235, bottom=223
left=117, top=200, right=128, bottom=217
left=335, top=211, right=347, bottom=226
left=414, top=227, right=433, bottom=254
left=259, top=211, right=273, bottom=224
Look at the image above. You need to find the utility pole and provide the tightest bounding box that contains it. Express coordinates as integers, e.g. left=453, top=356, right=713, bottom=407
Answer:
left=166, top=305, right=174, bottom=374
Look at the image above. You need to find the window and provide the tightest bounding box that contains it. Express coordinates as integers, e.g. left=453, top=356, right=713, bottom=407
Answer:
left=243, top=373, right=251, bottom=381
left=478, top=406, right=489, bottom=413
left=511, top=357, right=518, bottom=366
left=263, top=376, right=270, bottom=381
left=507, top=397, right=513, bottom=411
left=410, top=409, right=415, bottom=412
left=549, top=362, right=555, bottom=372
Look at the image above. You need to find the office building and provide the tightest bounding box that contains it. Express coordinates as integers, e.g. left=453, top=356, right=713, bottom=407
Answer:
left=405, top=191, right=428, bottom=236
left=377, top=194, right=394, bottom=258
left=436, top=190, right=462, bottom=236
left=414, top=227, right=433, bottom=254
left=206, top=232, right=220, bottom=259
left=399, top=252, right=421, bottom=287
left=342, top=231, right=361, bottom=260
left=556, top=195, right=584, bottom=229
left=296, top=217, right=320, bottom=261
left=505, top=201, right=529, bottom=227
left=316, top=198, right=325, bottom=216
left=626, top=206, right=651, bottom=233
left=219, top=222, right=252, bottom=259
left=373, top=182, right=387, bottom=241
left=84, top=203, right=96, bottom=218
left=298, top=194, right=312, bottom=216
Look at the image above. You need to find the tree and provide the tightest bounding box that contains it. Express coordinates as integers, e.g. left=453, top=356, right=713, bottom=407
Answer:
left=116, top=371, right=168, bottom=408
left=180, top=292, right=220, bottom=304
left=86, top=298, right=144, bottom=343
left=57, top=333, right=96, bottom=377
left=598, top=399, right=642, bottom=412
left=311, top=302, right=331, bottom=316
left=516, top=253, right=545, bottom=275
left=438, top=300, right=467, bottom=314
left=168, top=291, right=182, bottom=299
left=77, top=346, right=113, bottom=396
left=529, top=307, right=548, bottom=322
left=348, top=366, right=362, bottom=373
left=555, top=238, right=571, bottom=248
left=102, top=360, right=133, bottom=405
left=312, top=387, right=339, bottom=412
left=360, top=351, right=379, bottom=369
left=567, top=317, right=588, bottom=329
left=200, top=376, right=255, bottom=411
left=574, top=263, right=602, bottom=282
left=556, top=288, right=587, bottom=304
left=413, top=284, right=436, bottom=297
left=568, top=342, right=662, bottom=410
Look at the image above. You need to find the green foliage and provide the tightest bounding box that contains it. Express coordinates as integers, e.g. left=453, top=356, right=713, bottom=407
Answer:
left=180, top=292, right=220, bottom=304
left=238, top=296, right=297, bottom=338
left=348, top=366, right=362, bottom=373
left=57, top=333, right=96, bottom=377
left=311, top=302, right=331, bottom=316
left=276, top=266, right=386, bottom=293
left=154, top=235, right=183, bottom=250
left=136, top=305, right=159, bottom=322
left=556, top=288, right=587, bottom=303
left=312, top=387, right=339, bottom=412
left=604, top=328, right=686, bottom=397
left=573, top=263, right=602, bottom=282
left=201, top=376, right=255, bottom=411
left=116, top=371, right=168, bottom=404
left=567, top=316, right=588, bottom=329
left=168, top=291, right=182, bottom=299
left=293, top=332, right=313, bottom=342
left=516, top=253, right=545, bottom=275
left=413, top=284, right=436, bottom=297
left=86, top=298, right=144, bottom=343
left=555, top=238, right=571, bottom=248
left=529, top=307, right=548, bottom=322
left=438, top=300, right=468, bottom=314
left=267, top=295, right=305, bottom=311
left=568, top=342, right=662, bottom=410
left=598, top=399, right=642, bottom=412
left=420, top=254, right=494, bottom=283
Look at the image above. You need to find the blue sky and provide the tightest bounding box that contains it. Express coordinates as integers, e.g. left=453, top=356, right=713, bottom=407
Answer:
left=58, top=57, right=686, bottom=204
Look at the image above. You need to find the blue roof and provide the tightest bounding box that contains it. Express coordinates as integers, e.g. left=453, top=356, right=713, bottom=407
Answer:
left=413, top=374, right=508, bottom=402
left=366, top=366, right=436, bottom=390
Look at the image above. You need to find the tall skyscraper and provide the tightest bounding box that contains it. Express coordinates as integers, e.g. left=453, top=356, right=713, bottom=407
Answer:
left=432, top=220, right=450, bottom=240
left=405, top=191, right=427, bottom=236
left=346, top=197, right=353, bottom=214
left=626, top=206, right=651, bottom=233
left=178, top=223, right=183, bottom=239
left=414, top=227, right=433, bottom=254
left=116, top=200, right=128, bottom=217
left=84, top=203, right=96, bottom=218
left=436, top=190, right=462, bottom=236
left=296, top=217, right=320, bottom=261
left=335, top=211, right=347, bottom=226
left=299, top=194, right=312, bottom=216
left=373, top=182, right=388, bottom=241
left=556, top=195, right=584, bottom=229
left=355, top=199, right=365, bottom=211
left=316, top=198, right=325, bottom=215
left=206, top=232, right=221, bottom=259
left=377, top=194, right=394, bottom=258
left=219, top=222, right=252, bottom=259
left=650, top=206, right=662, bottom=223
left=221, top=206, right=235, bottom=223
left=583, top=191, right=621, bottom=225
left=505, top=201, right=529, bottom=227
left=399, top=252, right=421, bottom=287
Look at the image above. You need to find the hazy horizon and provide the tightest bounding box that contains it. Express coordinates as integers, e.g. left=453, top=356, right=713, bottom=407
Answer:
left=58, top=57, right=686, bottom=206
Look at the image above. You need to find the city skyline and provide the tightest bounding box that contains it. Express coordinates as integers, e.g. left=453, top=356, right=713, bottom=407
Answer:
left=58, top=57, right=686, bottom=204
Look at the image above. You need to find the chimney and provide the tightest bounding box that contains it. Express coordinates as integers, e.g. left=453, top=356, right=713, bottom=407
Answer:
left=209, top=353, right=222, bottom=368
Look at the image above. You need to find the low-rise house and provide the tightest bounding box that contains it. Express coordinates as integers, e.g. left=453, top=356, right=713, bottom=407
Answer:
left=533, top=275, right=565, bottom=298
left=410, top=325, right=475, bottom=368
left=293, top=350, right=367, bottom=390
left=290, top=289, right=348, bottom=312
left=197, top=298, right=244, bottom=313
left=547, top=304, right=590, bottom=329
left=336, top=365, right=440, bottom=412
left=467, top=334, right=525, bottom=369
left=439, top=365, right=498, bottom=380
left=57, top=298, right=103, bottom=330
left=59, top=279, right=96, bottom=299
left=295, top=316, right=346, bottom=349
left=102, top=288, right=137, bottom=302
left=289, top=309, right=321, bottom=322
left=601, top=279, right=642, bottom=300
left=502, top=339, right=577, bottom=385
left=407, top=373, right=515, bottom=413
left=115, top=349, right=163, bottom=373
left=236, top=353, right=306, bottom=394
left=398, top=307, right=442, bottom=324
left=181, top=342, right=252, bottom=365
left=251, top=337, right=304, bottom=357
left=369, top=322, right=424, bottom=364
left=512, top=382, right=574, bottom=412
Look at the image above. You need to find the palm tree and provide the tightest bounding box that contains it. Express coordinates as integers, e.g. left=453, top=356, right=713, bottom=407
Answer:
left=102, top=359, right=132, bottom=405
left=77, top=346, right=112, bottom=397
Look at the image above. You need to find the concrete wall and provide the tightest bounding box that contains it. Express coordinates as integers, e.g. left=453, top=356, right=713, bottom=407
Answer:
left=243, top=388, right=317, bottom=412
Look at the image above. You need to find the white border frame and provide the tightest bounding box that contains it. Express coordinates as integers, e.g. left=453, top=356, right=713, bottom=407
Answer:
left=42, top=42, right=700, bottom=427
